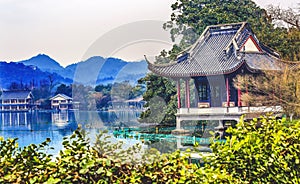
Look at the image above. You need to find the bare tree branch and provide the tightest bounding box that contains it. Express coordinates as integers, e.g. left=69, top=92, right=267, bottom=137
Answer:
left=267, top=5, right=300, bottom=30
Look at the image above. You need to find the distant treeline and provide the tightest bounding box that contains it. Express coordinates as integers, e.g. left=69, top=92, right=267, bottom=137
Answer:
left=4, top=80, right=145, bottom=110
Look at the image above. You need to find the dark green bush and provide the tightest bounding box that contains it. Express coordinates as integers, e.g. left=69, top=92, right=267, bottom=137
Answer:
left=0, top=116, right=299, bottom=183
left=207, top=117, right=300, bottom=183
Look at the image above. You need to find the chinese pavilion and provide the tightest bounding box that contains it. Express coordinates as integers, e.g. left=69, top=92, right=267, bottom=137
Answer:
left=146, top=22, right=283, bottom=133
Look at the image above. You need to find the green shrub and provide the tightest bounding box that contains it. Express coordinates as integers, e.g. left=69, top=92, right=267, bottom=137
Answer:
left=0, top=137, right=53, bottom=183
left=207, top=116, right=300, bottom=183
left=0, top=116, right=299, bottom=183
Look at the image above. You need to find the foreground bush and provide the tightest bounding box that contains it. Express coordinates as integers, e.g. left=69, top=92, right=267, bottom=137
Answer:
left=0, top=116, right=299, bottom=183
left=207, top=117, right=300, bottom=183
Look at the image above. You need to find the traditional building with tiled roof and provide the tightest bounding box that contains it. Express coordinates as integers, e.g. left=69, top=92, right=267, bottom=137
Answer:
left=0, top=90, right=34, bottom=111
left=50, top=94, right=73, bottom=111
left=146, top=22, right=284, bottom=133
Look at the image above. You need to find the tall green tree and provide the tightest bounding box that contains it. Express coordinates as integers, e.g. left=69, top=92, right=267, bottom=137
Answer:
left=55, top=84, right=72, bottom=97
left=163, top=0, right=273, bottom=58
left=138, top=74, right=177, bottom=125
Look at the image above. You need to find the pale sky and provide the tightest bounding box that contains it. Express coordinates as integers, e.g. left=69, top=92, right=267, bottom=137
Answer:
left=0, top=0, right=298, bottom=67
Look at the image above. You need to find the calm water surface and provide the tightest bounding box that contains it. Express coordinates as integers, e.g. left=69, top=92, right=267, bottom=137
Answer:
left=0, top=111, right=142, bottom=155
left=0, top=111, right=215, bottom=155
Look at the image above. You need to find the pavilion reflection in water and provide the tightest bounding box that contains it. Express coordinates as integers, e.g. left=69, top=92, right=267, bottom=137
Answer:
left=51, top=111, right=69, bottom=127
left=1, top=112, right=31, bottom=130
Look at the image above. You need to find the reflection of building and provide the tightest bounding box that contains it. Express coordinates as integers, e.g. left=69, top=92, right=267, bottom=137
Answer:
left=0, top=112, right=31, bottom=130
left=125, top=97, right=146, bottom=110
left=111, top=97, right=145, bottom=110
left=0, top=91, right=34, bottom=111
left=146, top=22, right=284, bottom=133
left=50, top=94, right=73, bottom=110
left=51, top=111, right=69, bottom=125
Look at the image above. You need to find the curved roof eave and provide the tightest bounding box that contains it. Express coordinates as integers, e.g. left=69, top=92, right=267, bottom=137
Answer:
left=148, top=60, right=246, bottom=78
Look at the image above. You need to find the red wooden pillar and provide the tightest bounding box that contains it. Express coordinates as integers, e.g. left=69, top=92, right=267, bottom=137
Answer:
left=226, top=78, right=230, bottom=107
left=177, top=80, right=181, bottom=109
left=185, top=79, right=190, bottom=108
left=238, top=88, right=242, bottom=107
left=237, top=77, right=242, bottom=107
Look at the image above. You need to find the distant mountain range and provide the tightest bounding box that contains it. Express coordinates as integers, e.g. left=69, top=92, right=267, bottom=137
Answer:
left=0, top=54, right=148, bottom=89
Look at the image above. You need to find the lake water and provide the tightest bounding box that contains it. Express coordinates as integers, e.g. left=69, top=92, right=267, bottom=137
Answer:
left=0, top=110, right=215, bottom=155
left=0, top=111, right=144, bottom=155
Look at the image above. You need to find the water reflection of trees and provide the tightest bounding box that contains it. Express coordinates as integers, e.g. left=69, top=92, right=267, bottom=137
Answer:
left=181, top=120, right=219, bottom=138
left=146, top=140, right=177, bottom=153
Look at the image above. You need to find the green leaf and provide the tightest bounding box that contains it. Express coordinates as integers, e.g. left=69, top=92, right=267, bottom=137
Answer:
left=45, top=177, right=61, bottom=184
left=106, top=170, right=113, bottom=177
left=79, top=168, right=89, bottom=174
left=96, top=167, right=104, bottom=174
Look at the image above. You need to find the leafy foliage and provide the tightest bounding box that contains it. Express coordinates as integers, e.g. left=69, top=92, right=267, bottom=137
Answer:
left=55, top=84, right=72, bottom=97
left=0, top=117, right=299, bottom=183
left=207, top=116, right=300, bottom=183
left=110, top=81, right=143, bottom=101
left=0, top=137, right=53, bottom=183
left=138, top=73, right=177, bottom=125
left=164, top=0, right=268, bottom=57
left=266, top=5, right=300, bottom=61
left=93, top=82, right=145, bottom=110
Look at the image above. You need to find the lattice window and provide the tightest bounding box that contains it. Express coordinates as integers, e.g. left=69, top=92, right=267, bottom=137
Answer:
left=199, top=83, right=208, bottom=101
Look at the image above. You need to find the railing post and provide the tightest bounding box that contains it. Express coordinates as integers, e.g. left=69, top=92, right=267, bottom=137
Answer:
left=176, top=116, right=181, bottom=130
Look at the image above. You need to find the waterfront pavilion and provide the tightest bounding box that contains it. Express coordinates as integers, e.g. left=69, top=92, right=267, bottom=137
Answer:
left=146, top=22, right=284, bottom=133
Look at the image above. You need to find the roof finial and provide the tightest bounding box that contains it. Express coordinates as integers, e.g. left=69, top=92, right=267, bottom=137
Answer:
left=144, top=55, right=152, bottom=64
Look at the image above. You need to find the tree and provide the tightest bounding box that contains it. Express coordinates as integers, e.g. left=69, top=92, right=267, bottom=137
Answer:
left=234, top=65, right=300, bottom=120
left=31, top=79, right=52, bottom=101
left=8, top=80, right=30, bottom=91
left=94, top=84, right=112, bottom=110
left=72, top=84, right=94, bottom=110
left=110, top=81, right=134, bottom=101
left=95, top=84, right=112, bottom=95
left=266, top=5, right=300, bottom=61
left=55, top=84, right=72, bottom=97
left=130, top=84, right=146, bottom=98
left=8, top=82, right=21, bottom=91
left=267, top=5, right=300, bottom=30
left=138, top=74, right=177, bottom=125
left=164, top=0, right=270, bottom=57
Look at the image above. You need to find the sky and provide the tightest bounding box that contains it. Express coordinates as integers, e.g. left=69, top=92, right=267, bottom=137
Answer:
left=0, top=0, right=298, bottom=67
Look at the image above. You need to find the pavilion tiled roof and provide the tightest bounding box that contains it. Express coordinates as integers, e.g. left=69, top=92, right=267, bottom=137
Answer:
left=147, top=22, right=283, bottom=78
left=244, top=53, right=283, bottom=71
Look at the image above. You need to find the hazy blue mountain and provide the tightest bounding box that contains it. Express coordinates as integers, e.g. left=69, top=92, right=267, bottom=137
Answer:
left=70, top=56, right=148, bottom=85
left=5, top=54, right=148, bottom=87
left=19, top=54, right=64, bottom=74
left=0, top=62, right=72, bottom=89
